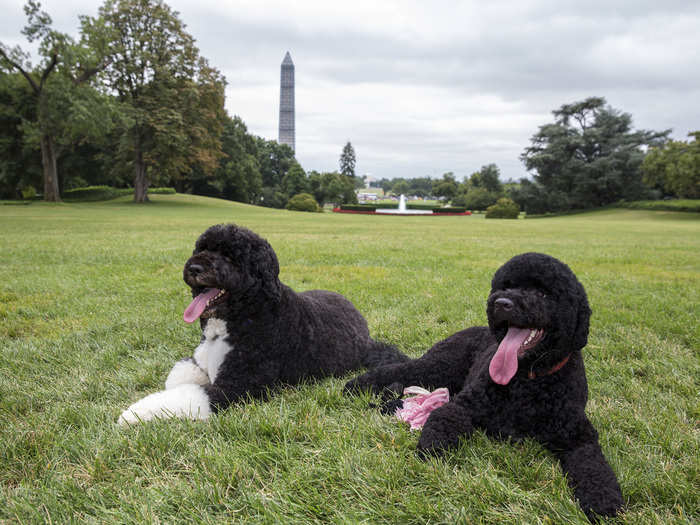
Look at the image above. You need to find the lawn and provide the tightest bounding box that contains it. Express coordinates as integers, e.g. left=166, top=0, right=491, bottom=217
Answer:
left=1, top=194, right=698, bottom=524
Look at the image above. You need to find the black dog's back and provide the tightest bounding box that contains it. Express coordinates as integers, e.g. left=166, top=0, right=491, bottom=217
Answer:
left=292, top=289, right=409, bottom=376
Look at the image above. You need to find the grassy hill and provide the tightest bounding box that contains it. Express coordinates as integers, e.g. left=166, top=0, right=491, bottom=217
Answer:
left=1, top=194, right=698, bottom=523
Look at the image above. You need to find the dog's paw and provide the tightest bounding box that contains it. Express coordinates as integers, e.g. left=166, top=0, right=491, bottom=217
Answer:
left=378, top=398, right=404, bottom=415
left=416, top=439, right=449, bottom=460
left=415, top=403, right=472, bottom=459
left=165, top=358, right=210, bottom=389
left=343, top=376, right=371, bottom=394
left=118, top=384, right=212, bottom=426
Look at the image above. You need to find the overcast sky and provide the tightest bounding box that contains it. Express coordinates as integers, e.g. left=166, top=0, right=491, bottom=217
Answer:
left=2, top=0, right=698, bottom=181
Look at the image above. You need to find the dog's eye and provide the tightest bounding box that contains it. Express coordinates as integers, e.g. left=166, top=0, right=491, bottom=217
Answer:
left=537, top=290, right=546, bottom=298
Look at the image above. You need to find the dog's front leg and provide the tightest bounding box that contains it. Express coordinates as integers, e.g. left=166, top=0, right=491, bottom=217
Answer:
left=203, top=361, right=283, bottom=412
left=164, top=357, right=210, bottom=389
left=416, top=401, right=474, bottom=458
left=556, top=440, right=623, bottom=521
left=118, top=384, right=212, bottom=425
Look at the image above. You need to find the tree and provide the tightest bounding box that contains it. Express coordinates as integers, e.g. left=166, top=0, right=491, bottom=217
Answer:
left=392, top=180, right=409, bottom=196
left=0, top=1, right=109, bottom=201
left=432, top=172, right=458, bottom=201
left=520, top=97, right=669, bottom=212
left=213, top=115, right=262, bottom=203
left=458, top=187, right=500, bottom=211
left=0, top=72, right=40, bottom=198
left=255, top=137, right=295, bottom=189
left=340, top=141, right=356, bottom=178
left=83, top=0, right=225, bottom=202
left=469, top=164, right=503, bottom=193
left=642, top=132, right=700, bottom=199
left=281, top=161, right=308, bottom=198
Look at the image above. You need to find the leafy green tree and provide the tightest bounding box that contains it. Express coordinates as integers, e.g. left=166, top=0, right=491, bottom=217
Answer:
left=642, top=132, right=699, bottom=199
left=469, top=164, right=503, bottom=193
left=0, top=1, right=110, bottom=201
left=460, top=187, right=500, bottom=211
left=315, top=171, right=357, bottom=206
left=260, top=186, right=287, bottom=209
left=0, top=72, right=40, bottom=198
left=520, top=97, right=669, bottom=212
left=392, top=180, right=409, bottom=196
left=213, top=115, right=262, bottom=203
left=340, top=141, right=356, bottom=178
left=83, top=0, right=225, bottom=202
left=432, top=172, right=458, bottom=201
left=407, top=176, right=433, bottom=198
left=281, top=161, right=308, bottom=198
left=255, top=137, right=295, bottom=189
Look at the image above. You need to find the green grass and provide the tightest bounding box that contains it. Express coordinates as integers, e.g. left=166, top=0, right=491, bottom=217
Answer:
left=1, top=194, right=698, bottom=524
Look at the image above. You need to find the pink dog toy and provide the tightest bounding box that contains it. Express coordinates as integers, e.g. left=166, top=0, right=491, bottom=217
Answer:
left=395, top=386, right=450, bottom=430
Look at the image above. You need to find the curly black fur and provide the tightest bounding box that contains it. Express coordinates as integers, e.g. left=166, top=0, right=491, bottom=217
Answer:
left=345, top=253, right=623, bottom=521
left=184, top=223, right=408, bottom=410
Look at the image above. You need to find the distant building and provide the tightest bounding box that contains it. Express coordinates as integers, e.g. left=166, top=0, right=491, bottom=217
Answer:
left=278, top=51, right=295, bottom=151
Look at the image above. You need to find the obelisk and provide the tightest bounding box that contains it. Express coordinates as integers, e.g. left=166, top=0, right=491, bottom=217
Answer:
left=278, top=51, right=295, bottom=151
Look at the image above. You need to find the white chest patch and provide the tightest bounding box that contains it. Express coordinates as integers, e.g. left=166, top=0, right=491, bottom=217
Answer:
left=194, top=318, right=233, bottom=384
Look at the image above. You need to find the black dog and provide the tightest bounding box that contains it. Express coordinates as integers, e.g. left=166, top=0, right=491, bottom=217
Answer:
left=345, top=253, right=623, bottom=521
left=119, top=223, right=407, bottom=425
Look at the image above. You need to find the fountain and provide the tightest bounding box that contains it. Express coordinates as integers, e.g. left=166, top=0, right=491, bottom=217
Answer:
left=376, top=194, right=433, bottom=215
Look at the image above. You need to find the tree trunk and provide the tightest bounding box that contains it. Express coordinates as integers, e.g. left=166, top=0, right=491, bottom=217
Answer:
left=133, top=146, right=149, bottom=203
left=40, top=134, right=61, bottom=202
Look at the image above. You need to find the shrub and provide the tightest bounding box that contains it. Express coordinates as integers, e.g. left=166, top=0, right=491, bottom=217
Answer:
left=149, top=187, right=176, bottom=195
left=485, top=198, right=520, bottom=219
left=286, top=193, right=321, bottom=212
left=460, top=188, right=501, bottom=211
left=64, top=177, right=89, bottom=190
left=21, top=186, right=37, bottom=200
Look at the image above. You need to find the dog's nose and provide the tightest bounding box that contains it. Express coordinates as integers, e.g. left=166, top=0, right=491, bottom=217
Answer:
left=495, top=297, right=514, bottom=311
left=187, top=263, right=204, bottom=277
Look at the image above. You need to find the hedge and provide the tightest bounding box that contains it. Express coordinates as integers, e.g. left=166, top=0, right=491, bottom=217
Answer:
left=616, top=199, right=700, bottom=213
left=340, top=204, right=377, bottom=211
left=63, top=186, right=176, bottom=202
left=432, top=207, right=466, bottom=214
left=406, top=203, right=436, bottom=210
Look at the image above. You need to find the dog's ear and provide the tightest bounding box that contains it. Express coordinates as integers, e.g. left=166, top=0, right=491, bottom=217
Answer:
left=249, top=239, right=282, bottom=302
left=572, top=280, right=591, bottom=351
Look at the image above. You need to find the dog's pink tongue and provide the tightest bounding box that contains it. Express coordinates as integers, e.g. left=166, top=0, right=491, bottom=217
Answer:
left=489, top=327, right=530, bottom=385
left=183, top=288, right=221, bottom=323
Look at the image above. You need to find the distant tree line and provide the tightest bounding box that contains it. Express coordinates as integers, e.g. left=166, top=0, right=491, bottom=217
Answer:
left=372, top=97, right=696, bottom=214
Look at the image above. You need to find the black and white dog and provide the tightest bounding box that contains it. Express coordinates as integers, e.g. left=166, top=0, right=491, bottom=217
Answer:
left=119, top=223, right=406, bottom=424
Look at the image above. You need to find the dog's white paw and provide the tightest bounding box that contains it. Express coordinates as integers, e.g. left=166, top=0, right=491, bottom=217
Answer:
left=165, top=359, right=210, bottom=389
left=118, top=384, right=212, bottom=425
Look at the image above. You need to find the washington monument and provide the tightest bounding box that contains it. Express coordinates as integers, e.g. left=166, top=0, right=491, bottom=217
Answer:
left=278, top=51, right=295, bottom=151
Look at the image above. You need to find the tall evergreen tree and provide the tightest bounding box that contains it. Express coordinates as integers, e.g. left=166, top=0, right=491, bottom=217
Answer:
left=339, top=141, right=356, bottom=178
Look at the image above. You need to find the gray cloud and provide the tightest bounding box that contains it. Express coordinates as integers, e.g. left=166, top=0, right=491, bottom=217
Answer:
left=2, top=0, right=698, bottom=181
